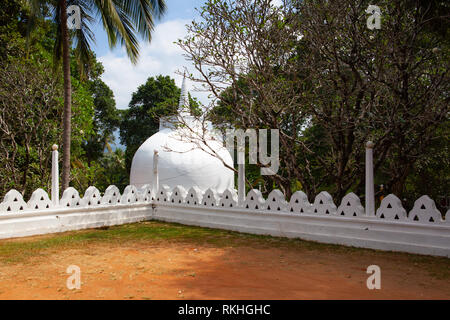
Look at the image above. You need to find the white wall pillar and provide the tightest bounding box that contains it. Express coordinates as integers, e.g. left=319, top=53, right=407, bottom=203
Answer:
left=51, top=144, right=59, bottom=206
left=153, top=150, right=159, bottom=197
left=237, top=150, right=245, bottom=206
left=365, top=141, right=375, bottom=216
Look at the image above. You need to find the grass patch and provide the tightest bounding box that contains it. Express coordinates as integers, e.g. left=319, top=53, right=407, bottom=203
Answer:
left=0, top=220, right=448, bottom=279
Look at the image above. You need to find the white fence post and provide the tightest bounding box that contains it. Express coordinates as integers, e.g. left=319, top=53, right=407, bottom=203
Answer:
left=51, top=144, right=59, bottom=206
left=238, top=149, right=245, bottom=206
left=365, top=141, right=375, bottom=216
left=153, top=150, right=159, bottom=197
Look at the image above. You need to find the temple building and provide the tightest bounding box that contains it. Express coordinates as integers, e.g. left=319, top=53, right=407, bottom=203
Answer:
left=129, top=75, right=234, bottom=193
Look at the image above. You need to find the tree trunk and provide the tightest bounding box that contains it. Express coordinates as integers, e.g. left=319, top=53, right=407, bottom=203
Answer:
left=390, top=165, right=411, bottom=199
left=60, top=0, right=71, bottom=191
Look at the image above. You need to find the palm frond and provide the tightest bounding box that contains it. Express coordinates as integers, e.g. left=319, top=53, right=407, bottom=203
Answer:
left=118, top=0, right=166, bottom=42
left=71, top=0, right=96, bottom=78
left=28, top=0, right=166, bottom=68
left=93, top=0, right=166, bottom=64
left=93, top=0, right=139, bottom=63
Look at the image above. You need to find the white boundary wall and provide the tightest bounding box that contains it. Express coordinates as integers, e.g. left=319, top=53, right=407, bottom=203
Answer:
left=0, top=204, right=151, bottom=239
left=153, top=204, right=450, bottom=257
left=0, top=185, right=153, bottom=239
left=0, top=185, right=449, bottom=257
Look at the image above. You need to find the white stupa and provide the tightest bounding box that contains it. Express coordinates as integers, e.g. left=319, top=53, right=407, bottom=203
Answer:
left=129, top=75, right=234, bottom=193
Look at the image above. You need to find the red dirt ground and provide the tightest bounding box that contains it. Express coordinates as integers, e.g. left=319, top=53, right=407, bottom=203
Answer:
left=0, top=238, right=448, bottom=299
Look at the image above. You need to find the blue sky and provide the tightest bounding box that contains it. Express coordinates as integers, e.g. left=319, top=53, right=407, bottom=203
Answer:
left=90, top=0, right=207, bottom=110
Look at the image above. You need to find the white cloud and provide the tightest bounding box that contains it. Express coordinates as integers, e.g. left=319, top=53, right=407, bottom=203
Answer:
left=271, top=0, right=283, bottom=7
left=99, top=19, right=209, bottom=109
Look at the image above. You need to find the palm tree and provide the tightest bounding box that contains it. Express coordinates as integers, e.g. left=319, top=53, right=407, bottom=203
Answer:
left=27, top=0, right=166, bottom=190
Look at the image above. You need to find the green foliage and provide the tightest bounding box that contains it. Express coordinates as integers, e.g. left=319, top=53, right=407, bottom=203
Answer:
left=82, top=76, right=120, bottom=160
left=199, top=0, right=449, bottom=208
left=0, top=0, right=26, bottom=60
left=0, top=0, right=127, bottom=197
left=0, top=52, right=97, bottom=197
left=26, top=0, right=167, bottom=77
left=71, top=149, right=128, bottom=192
left=0, top=0, right=102, bottom=196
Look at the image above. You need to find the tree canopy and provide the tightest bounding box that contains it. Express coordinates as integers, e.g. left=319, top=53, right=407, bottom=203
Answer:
left=0, top=0, right=125, bottom=195
left=178, top=0, right=449, bottom=210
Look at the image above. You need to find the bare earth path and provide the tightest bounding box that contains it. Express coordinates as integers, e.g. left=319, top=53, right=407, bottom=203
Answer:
left=0, top=221, right=448, bottom=299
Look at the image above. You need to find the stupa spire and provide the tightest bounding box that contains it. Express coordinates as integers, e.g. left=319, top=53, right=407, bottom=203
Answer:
left=178, top=72, right=190, bottom=115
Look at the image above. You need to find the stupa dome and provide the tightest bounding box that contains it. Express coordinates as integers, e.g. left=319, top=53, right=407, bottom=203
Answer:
left=129, top=75, right=234, bottom=193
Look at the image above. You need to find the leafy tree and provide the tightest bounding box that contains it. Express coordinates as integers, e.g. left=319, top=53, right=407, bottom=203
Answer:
left=0, top=56, right=94, bottom=197
left=297, top=0, right=449, bottom=201
left=98, top=148, right=128, bottom=191
left=27, top=0, right=167, bottom=190
left=0, top=0, right=25, bottom=60
left=82, top=76, right=120, bottom=165
left=179, top=0, right=449, bottom=207
left=0, top=1, right=123, bottom=197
